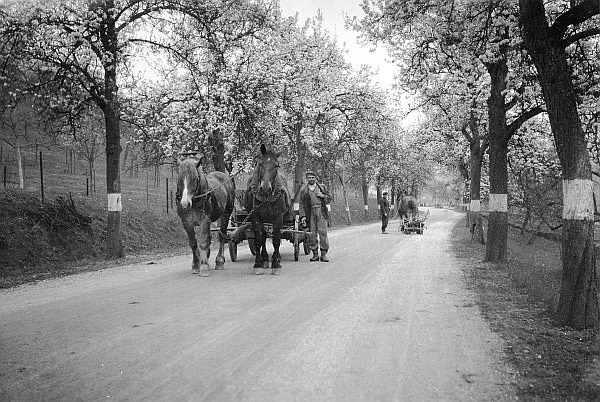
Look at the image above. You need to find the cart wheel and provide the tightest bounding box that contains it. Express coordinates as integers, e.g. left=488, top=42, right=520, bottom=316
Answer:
left=229, top=240, right=238, bottom=262
left=303, top=238, right=310, bottom=255
left=248, top=238, right=256, bottom=255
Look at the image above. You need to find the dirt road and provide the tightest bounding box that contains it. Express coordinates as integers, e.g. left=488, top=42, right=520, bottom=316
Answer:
left=0, top=209, right=515, bottom=401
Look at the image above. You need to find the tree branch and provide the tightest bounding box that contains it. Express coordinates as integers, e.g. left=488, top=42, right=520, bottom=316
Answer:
left=563, top=27, right=600, bottom=48
left=551, top=0, right=600, bottom=40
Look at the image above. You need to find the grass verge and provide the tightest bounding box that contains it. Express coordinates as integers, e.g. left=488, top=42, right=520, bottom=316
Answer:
left=0, top=188, right=379, bottom=288
left=450, top=216, right=600, bottom=401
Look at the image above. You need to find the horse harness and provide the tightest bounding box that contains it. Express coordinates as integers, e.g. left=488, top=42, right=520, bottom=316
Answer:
left=177, top=167, right=243, bottom=212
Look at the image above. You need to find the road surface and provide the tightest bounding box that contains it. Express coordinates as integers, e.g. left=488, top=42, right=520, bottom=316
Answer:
left=1, top=209, right=515, bottom=401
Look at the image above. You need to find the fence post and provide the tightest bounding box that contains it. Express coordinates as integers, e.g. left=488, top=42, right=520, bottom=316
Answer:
left=40, top=151, right=45, bottom=204
left=86, top=177, right=89, bottom=197
left=166, top=178, right=169, bottom=214
left=3, top=165, right=6, bottom=187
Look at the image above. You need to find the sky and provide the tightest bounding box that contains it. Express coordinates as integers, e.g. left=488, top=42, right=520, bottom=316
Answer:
left=278, top=0, right=397, bottom=91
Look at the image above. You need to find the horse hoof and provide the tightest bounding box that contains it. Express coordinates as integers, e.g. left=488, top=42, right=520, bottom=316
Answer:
left=254, top=268, right=264, bottom=275
left=192, top=268, right=200, bottom=274
left=215, top=264, right=224, bottom=270
left=201, top=271, right=210, bottom=277
left=271, top=268, right=280, bottom=276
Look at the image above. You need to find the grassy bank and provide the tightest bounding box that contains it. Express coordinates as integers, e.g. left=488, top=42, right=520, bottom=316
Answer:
left=451, top=218, right=600, bottom=401
left=0, top=188, right=380, bottom=288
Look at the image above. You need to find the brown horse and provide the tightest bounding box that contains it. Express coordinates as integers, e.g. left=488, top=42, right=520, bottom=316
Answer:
left=245, top=144, right=292, bottom=276
left=176, top=157, right=234, bottom=277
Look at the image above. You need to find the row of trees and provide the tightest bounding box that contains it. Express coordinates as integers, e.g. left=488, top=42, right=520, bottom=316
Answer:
left=0, top=2, right=433, bottom=257
left=355, top=0, right=599, bottom=329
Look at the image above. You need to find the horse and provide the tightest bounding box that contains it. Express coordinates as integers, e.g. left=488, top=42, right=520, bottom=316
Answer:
left=245, top=144, right=293, bottom=276
left=398, top=195, right=419, bottom=221
left=176, top=157, right=234, bottom=277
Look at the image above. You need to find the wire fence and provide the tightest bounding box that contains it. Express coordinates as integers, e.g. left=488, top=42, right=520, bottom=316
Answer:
left=0, top=145, right=382, bottom=222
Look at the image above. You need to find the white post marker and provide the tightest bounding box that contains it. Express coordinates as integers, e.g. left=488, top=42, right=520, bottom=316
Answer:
left=488, top=194, right=507, bottom=212
left=470, top=199, right=481, bottom=212
left=363, top=205, right=369, bottom=210
left=108, top=193, right=122, bottom=212
left=326, top=204, right=331, bottom=212
left=293, top=202, right=300, bottom=211
left=563, top=179, right=594, bottom=220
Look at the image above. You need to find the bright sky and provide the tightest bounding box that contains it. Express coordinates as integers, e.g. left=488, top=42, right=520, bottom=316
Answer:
left=278, top=0, right=396, bottom=91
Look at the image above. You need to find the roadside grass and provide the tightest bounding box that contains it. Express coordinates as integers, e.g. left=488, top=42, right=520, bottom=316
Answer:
left=0, top=184, right=379, bottom=288
left=0, top=187, right=188, bottom=288
left=451, top=216, right=600, bottom=401
left=0, top=144, right=383, bottom=287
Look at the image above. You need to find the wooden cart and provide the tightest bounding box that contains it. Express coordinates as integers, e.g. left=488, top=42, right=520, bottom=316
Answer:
left=399, top=210, right=429, bottom=235
left=226, top=190, right=311, bottom=261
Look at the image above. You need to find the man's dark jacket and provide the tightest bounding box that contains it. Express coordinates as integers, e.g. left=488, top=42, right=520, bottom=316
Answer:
left=298, top=182, right=332, bottom=222
left=380, top=197, right=391, bottom=217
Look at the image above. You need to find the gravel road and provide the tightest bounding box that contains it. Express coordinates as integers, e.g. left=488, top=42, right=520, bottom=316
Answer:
left=0, top=208, right=516, bottom=401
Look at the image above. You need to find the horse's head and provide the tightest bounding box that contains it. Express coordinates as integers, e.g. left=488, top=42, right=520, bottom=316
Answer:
left=177, top=157, right=205, bottom=209
left=255, top=144, right=281, bottom=197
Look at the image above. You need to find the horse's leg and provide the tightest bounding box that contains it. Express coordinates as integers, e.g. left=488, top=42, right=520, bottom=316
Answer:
left=197, top=217, right=212, bottom=277
left=215, top=215, right=227, bottom=270
left=271, top=216, right=282, bottom=275
left=182, top=217, right=201, bottom=274
left=260, top=225, right=270, bottom=269
left=251, top=220, right=264, bottom=274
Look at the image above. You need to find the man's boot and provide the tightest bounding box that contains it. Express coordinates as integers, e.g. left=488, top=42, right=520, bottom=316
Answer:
left=320, top=251, right=329, bottom=262
left=310, top=251, right=319, bottom=262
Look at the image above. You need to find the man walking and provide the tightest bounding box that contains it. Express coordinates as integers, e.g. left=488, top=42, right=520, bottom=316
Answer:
left=298, top=170, right=332, bottom=262
left=380, top=191, right=391, bottom=234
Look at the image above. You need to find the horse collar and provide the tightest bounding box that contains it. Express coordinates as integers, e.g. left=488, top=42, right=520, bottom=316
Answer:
left=253, top=188, right=281, bottom=203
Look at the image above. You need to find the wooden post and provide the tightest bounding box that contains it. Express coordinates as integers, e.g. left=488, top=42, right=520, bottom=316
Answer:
left=86, top=178, right=89, bottom=197
left=3, top=165, right=6, bottom=187
left=166, top=178, right=169, bottom=214
left=39, top=151, right=45, bottom=204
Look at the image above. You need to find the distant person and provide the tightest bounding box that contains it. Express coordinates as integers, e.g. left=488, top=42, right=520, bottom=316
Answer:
left=298, top=170, right=332, bottom=262
left=380, top=191, right=391, bottom=234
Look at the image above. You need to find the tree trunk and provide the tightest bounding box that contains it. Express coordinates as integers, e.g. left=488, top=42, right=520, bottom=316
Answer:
left=339, top=171, right=352, bottom=225
left=102, top=5, right=124, bottom=259
left=121, top=142, right=129, bottom=170
left=468, top=132, right=485, bottom=245
left=391, top=178, right=397, bottom=217
left=210, top=128, right=226, bottom=173
left=293, top=122, right=306, bottom=199
left=16, top=146, right=23, bottom=189
left=520, top=0, right=598, bottom=329
left=485, top=60, right=509, bottom=262
left=361, top=167, right=369, bottom=221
